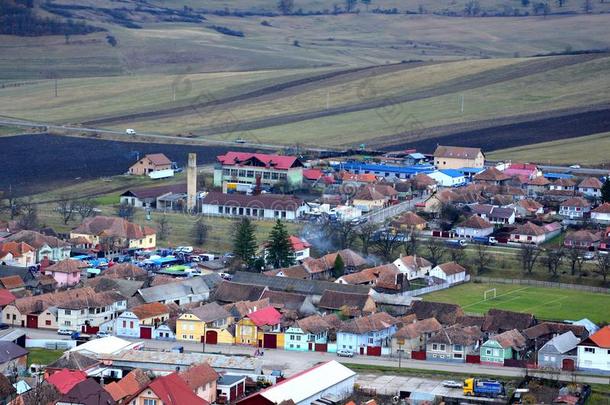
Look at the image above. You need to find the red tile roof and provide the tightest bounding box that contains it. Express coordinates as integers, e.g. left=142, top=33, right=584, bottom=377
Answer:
left=434, top=145, right=482, bottom=159
left=593, top=203, right=610, bottom=214
left=578, top=177, right=603, bottom=189
left=45, top=259, right=86, bottom=274
left=0, top=241, right=34, bottom=258
left=144, top=153, right=172, bottom=166
left=131, top=302, right=170, bottom=320
left=459, top=215, right=493, bottom=229
left=302, top=169, right=323, bottom=181
left=0, top=275, right=25, bottom=290
left=247, top=306, right=282, bottom=327
left=148, top=373, right=209, bottom=405
left=104, top=369, right=150, bottom=402
left=217, top=152, right=300, bottom=171
left=72, top=216, right=156, bottom=240
left=179, top=362, right=218, bottom=391
left=436, top=262, right=466, bottom=275
left=46, top=369, right=87, bottom=394
left=561, top=197, right=591, bottom=208
left=289, top=236, right=310, bottom=251
left=0, top=289, right=16, bottom=306
left=589, top=326, right=610, bottom=348
left=474, top=167, right=511, bottom=182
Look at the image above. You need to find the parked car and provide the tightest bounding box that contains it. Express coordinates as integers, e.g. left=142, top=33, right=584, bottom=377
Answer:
left=57, top=329, right=72, bottom=335
left=442, top=380, right=462, bottom=388
left=96, top=331, right=109, bottom=338
left=125, top=128, right=136, bottom=135
left=351, top=217, right=368, bottom=225
left=336, top=349, right=354, bottom=358
left=582, top=251, right=596, bottom=260
left=0, top=323, right=9, bottom=330
left=446, top=239, right=467, bottom=247
left=70, top=332, right=91, bottom=341
left=175, top=246, right=193, bottom=254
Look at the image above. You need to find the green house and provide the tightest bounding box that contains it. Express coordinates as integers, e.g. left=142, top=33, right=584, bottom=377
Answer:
left=480, top=329, right=527, bottom=366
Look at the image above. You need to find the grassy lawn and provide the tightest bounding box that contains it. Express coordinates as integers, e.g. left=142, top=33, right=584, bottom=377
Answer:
left=343, top=363, right=520, bottom=382
left=487, top=131, right=610, bottom=165
left=423, top=282, right=610, bottom=324
left=0, top=125, right=24, bottom=136
left=27, top=348, right=64, bottom=367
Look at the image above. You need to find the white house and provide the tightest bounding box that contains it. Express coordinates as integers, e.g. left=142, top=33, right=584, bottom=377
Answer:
left=56, top=291, right=127, bottom=334
left=559, top=197, right=591, bottom=220
left=336, top=312, right=399, bottom=355
left=591, top=203, right=610, bottom=225
left=577, top=177, right=603, bottom=198
left=200, top=191, right=309, bottom=220
left=470, top=204, right=516, bottom=225
left=427, top=170, right=466, bottom=188
left=6, top=230, right=71, bottom=263
left=393, top=255, right=432, bottom=280
left=429, top=262, right=467, bottom=284
left=115, top=302, right=170, bottom=339
left=577, top=326, right=610, bottom=373
left=454, top=215, right=494, bottom=239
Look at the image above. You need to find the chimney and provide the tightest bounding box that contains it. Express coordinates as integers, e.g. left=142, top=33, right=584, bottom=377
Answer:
left=187, top=153, right=197, bottom=211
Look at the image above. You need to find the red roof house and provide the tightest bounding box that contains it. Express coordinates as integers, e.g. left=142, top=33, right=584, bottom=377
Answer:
left=131, top=373, right=209, bottom=405
left=46, top=369, right=87, bottom=394
left=0, top=289, right=16, bottom=307
left=247, top=306, right=282, bottom=327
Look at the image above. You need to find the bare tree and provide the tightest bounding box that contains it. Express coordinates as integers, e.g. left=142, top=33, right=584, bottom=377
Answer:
left=75, top=197, right=97, bottom=221
left=566, top=247, right=585, bottom=276
left=17, top=199, right=38, bottom=230
left=402, top=228, right=419, bottom=256
left=596, top=253, right=610, bottom=284
left=56, top=194, right=78, bottom=225
left=277, top=0, right=294, bottom=14
left=425, top=238, right=447, bottom=267
left=520, top=244, right=541, bottom=274
left=371, top=231, right=402, bottom=262
left=0, top=186, right=23, bottom=219
left=542, top=248, right=564, bottom=278
left=357, top=222, right=378, bottom=256
left=472, top=243, right=493, bottom=275
left=448, top=245, right=466, bottom=266
left=116, top=202, right=135, bottom=221
left=156, top=214, right=172, bottom=241
left=192, top=218, right=208, bottom=246
left=323, top=219, right=357, bottom=250
left=583, top=0, right=593, bottom=12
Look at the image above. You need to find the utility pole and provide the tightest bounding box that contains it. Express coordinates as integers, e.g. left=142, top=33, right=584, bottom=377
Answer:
left=326, top=89, right=330, bottom=110
left=459, top=94, right=464, bottom=113
left=54, top=78, right=58, bottom=97
left=397, top=347, right=404, bottom=369
left=202, top=324, right=206, bottom=353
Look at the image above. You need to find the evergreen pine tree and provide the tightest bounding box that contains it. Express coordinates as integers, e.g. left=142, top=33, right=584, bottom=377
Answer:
left=266, top=220, right=295, bottom=269
left=602, top=178, right=610, bottom=204
left=333, top=254, right=345, bottom=279
left=233, top=218, right=257, bottom=268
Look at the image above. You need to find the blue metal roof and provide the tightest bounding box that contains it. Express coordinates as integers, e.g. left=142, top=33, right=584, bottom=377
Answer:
left=332, top=161, right=435, bottom=175
left=457, top=167, right=484, bottom=174
left=439, top=169, right=465, bottom=178
left=544, top=173, right=574, bottom=179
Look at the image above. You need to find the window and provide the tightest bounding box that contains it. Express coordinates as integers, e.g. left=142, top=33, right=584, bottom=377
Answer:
left=5, top=314, right=8, bottom=320
left=65, top=309, right=71, bottom=315
left=584, top=347, right=595, bottom=353
left=45, top=320, right=51, bottom=326
left=439, top=344, right=446, bottom=351
left=453, top=353, right=463, bottom=359
left=144, top=400, right=157, bottom=405
left=432, top=344, right=438, bottom=351
left=485, top=349, right=492, bottom=355
left=64, top=321, right=71, bottom=326
left=454, top=344, right=462, bottom=351
left=290, top=335, right=294, bottom=340
left=122, top=321, right=127, bottom=328
left=130, top=321, right=134, bottom=328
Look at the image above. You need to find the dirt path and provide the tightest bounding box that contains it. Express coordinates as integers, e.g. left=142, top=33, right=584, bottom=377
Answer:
left=82, top=61, right=435, bottom=126
left=174, top=53, right=608, bottom=137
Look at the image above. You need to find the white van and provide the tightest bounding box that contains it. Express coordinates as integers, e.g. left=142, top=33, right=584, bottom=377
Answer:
left=125, top=128, right=136, bottom=135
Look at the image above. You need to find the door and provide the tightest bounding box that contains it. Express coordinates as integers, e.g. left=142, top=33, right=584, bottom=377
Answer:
left=139, top=326, right=152, bottom=339
left=26, top=315, right=38, bottom=329
left=315, top=343, right=328, bottom=352
left=205, top=330, right=218, bottom=345
left=562, top=358, right=575, bottom=371
left=359, top=346, right=365, bottom=355
left=263, top=333, right=277, bottom=349
left=366, top=346, right=381, bottom=356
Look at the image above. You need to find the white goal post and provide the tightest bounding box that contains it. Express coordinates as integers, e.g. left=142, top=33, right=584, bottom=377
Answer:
left=484, top=288, right=497, bottom=301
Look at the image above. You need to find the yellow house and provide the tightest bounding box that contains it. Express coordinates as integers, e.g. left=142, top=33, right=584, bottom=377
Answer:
left=70, top=216, right=156, bottom=254
left=235, top=306, right=283, bottom=348
left=434, top=145, right=484, bottom=169
left=176, top=302, right=234, bottom=345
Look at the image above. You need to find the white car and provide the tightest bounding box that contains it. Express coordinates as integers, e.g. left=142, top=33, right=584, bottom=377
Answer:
left=125, top=128, right=136, bottom=135
left=442, top=380, right=462, bottom=388
left=57, top=329, right=72, bottom=335
left=336, top=349, right=354, bottom=358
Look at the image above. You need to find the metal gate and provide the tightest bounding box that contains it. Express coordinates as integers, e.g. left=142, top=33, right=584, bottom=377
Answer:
left=139, top=326, right=152, bottom=339
left=205, top=330, right=218, bottom=345
left=26, top=315, right=38, bottom=329
left=263, top=333, right=277, bottom=349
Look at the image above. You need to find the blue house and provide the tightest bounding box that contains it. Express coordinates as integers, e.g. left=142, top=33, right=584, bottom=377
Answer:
left=427, top=170, right=466, bottom=187
left=337, top=312, right=399, bottom=356
left=285, top=314, right=338, bottom=352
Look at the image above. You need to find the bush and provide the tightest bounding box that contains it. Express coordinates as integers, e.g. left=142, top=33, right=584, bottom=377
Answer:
left=209, top=25, right=244, bottom=37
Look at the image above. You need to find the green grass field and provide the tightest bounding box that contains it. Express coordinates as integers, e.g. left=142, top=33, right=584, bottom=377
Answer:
left=488, top=131, right=610, bottom=165
left=27, top=348, right=64, bottom=367
left=424, top=283, right=610, bottom=324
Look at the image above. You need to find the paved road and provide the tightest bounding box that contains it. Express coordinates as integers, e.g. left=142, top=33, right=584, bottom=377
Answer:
left=21, top=328, right=610, bottom=385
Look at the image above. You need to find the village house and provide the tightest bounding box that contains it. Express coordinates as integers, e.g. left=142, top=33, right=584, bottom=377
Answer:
left=391, top=317, right=442, bottom=358
left=601, top=228, right=610, bottom=251
left=318, top=290, right=377, bottom=316
left=0, top=275, right=26, bottom=295
left=262, top=235, right=311, bottom=262
left=503, top=163, right=541, bottom=179
left=525, top=176, right=551, bottom=197
left=176, top=302, right=234, bottom=344
left=128, top=153, right=172, bottom=176
left=200, top=191, right=309, bottom=220
left=6, top=230, right=71, bottom=262
left=44, top=259, right=85, bottom=287
left=0, top=341, right=28, bottom=376
left=137, top=274, right=220, bottom=306
left=104, top=368, right=151, bottom=404
left=120, top=183, right=187, bottom=209
left=337, top=312, right=399, bottom=356
left=115, top=302, right=170, bottom=339
left=70, top=215, right=157, bottom=254
left=284, top=314, right=339, bottom=352
left=433, top=146, right=484, bottom=170
left=336, top=263, right=405, bottom=293
left=340, top=172, right=377, bottom=187
left=214, top=151, right=304, bottom=189
left=537, top=331, right=581, bottom=371
left=513, top=199, right=544, bottom=218
left=454, top=215, right=494, bottom=239
left=179, top=362, right=219, bottom=404
left=217, top=375, right=247, bottom=404
left=480, top=329, right=527, bottom=366
left=577, top=325, right=610, bottom=373
left=427, top=169, right=466, bottom=187
left=410, top=173, right=438, bottom=196
left=0, top=241, right=35, bottom=267
left=591, top=203, right=610, bottom=225
left=351, top=186, right=388, bottom=212
left=549, top=178, right=577, bottom=192
left=559, top=197, right=592, bottom=220
left=473, top=167, right=511, bottom=186
left=426, top=325, right=482, bottom=363
left=391, top=211, right=427, bottom=231
left=56, top=289, right=126, bottom=334
left=577, top=177, right=603, bottom=198
left=469, top=204, right=516, bottom=225
left=407, top=301, right=465, bottom=326
left=509, top=221, right=561, bottom=245
left=213, top=281, right=267, bottom=305
left=260, top=290, right=316, bottom=315
left=429, top=262, right=468, bottom=285
left=564, top=230, right=601, bottom=250
left=482, top=309, right=536, bottom=335
left=393, top=255, right=432, bottom=280
left=296, top=249, right=368, bottom=280
left=235, top=305, right=282, bottom=348
left=129, top=372, right=208, bottom=405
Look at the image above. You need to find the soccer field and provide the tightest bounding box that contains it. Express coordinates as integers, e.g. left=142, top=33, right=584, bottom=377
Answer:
left=423, top=283, right=610, bottom=324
